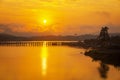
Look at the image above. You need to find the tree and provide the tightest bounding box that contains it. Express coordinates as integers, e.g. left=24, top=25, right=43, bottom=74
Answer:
left=98, top=26, right=110, bottom=47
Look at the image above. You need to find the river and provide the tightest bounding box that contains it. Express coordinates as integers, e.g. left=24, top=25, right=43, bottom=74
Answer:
left=0, top=41, right=120, bottom=80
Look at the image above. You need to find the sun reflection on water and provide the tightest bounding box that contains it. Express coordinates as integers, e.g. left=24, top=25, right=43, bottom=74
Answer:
left=41, top=41, right=48, bottom=76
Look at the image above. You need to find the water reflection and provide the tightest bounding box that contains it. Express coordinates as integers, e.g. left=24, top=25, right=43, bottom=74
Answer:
left=0, top=45, right=120, bottom=80
left=41, top=41, right=48, bottom=76
left=98, top=62, right=109, bottom=79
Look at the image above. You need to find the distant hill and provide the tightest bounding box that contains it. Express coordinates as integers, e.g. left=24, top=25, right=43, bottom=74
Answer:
left=78, top=34, right=97, bottom=40
left=110, top=33, right=120, bottom=37
left=0, top=33, right=27, bottom=41
left=0, top=33, right=119, bottom=41
left=0, top=33, right=16, bottom=37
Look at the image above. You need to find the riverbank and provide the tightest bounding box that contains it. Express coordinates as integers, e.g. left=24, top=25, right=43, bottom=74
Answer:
left=84, top=49, right=120, bottom=67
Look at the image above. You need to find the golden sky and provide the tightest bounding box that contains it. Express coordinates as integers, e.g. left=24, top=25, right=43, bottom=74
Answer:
left=0, top=0, right=120, bottom=36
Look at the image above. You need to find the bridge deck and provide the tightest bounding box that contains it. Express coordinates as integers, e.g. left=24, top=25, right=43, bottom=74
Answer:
left=0, top=41, right=79, bottom=46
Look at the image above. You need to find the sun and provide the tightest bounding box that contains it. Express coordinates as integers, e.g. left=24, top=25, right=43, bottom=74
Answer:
left=43, top=19, right=47, bottom=24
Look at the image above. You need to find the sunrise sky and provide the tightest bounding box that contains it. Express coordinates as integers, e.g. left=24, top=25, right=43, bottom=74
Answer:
left=0, top=0, right=120, bottom=36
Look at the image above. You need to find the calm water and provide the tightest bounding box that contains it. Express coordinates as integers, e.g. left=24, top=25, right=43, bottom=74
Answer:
left=0, top=41, right=120, bottom=80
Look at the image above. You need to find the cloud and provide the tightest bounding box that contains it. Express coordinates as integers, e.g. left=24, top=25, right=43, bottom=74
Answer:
left=0, top=28, right=4, bottom=32
left=0, top=24, right=11, bottom=33
left=0, top=23, right=63, bottom=36
left=0, top=0, right=81, bottom=9
left=106, top=24, right=120, bottom=33
left=0, top=23, right=27, bottom=34
left=0, top=23, right=120, bottom=36
left=95, top=11, right=111, bottom=18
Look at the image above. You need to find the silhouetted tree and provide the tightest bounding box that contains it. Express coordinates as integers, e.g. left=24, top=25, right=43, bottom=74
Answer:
left=98, top=26, right=110, bottom=47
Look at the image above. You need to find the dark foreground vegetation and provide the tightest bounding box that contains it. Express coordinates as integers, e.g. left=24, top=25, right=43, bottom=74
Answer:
left=84, top=27, right=120, bottom=67
left=85, top=49, right=120, bottom=67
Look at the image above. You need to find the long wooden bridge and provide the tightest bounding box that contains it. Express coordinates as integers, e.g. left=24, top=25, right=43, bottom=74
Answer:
left=0, top=41, right=79, bottom=46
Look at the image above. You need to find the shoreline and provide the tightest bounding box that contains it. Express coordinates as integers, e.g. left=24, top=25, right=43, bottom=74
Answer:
left=84, top=49, right=120, bottom=67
